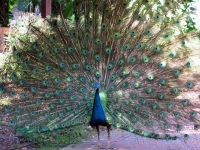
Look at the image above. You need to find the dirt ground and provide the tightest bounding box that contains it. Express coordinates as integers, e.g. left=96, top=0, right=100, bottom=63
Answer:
left=0, top=128, right=36, bottom=150
left=63, top=129, right=200, bottom=150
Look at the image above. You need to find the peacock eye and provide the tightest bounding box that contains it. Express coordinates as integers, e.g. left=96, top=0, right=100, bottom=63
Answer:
left=164, top=34, right=168, bottom=38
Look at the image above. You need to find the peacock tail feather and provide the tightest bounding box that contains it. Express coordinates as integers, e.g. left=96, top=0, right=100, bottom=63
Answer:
left=0, top=0, right=200, bottom=140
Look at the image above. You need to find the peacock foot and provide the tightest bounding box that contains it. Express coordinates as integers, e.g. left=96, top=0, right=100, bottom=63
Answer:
left=97, top=146, right=106, bottom=149
left=107, top=146, right=114, bottom=149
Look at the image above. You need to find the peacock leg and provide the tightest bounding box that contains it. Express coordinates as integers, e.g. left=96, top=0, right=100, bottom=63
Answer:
left=107, top=125, right=113, bottom=149
left=96, top=125, right=102, bottom=149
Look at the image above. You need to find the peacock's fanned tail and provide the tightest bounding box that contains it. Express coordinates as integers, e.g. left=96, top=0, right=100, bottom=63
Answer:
left=0, top=0, right=200, bottom=139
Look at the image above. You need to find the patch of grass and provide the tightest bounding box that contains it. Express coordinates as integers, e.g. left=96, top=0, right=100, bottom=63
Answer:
left=20, top=125, right=96, bottom=149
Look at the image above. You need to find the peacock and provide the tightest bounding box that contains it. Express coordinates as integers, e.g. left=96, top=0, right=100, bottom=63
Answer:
left=1, top=0, right=200, bottom=149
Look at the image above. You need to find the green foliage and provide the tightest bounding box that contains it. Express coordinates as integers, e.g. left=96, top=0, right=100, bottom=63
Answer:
left=51, top=0, right=74, bottom=19
left=182, top=1, right=198, bottom=32
left=185, top=18, right=197, bottom=33
left=9, top=0, right=19, bottom=11
left=63, top=0, right=74, bottom=19
left=21, top=125, right=95, bottom=149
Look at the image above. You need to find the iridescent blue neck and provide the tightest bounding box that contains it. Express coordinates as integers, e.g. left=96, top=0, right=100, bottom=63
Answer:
left=89, top=88, right=108, bottom=126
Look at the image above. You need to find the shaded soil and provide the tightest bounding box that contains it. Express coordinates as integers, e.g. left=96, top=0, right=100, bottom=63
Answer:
left=0, top=128, right=37, bottom=150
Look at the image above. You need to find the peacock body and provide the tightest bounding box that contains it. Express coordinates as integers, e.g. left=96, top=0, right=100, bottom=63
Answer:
left=0, top=0, right=200, bottom=147
left=90, top=88, right=108, bottom=127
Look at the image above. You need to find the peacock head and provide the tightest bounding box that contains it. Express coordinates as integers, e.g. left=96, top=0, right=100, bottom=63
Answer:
left=94, top=83, right=100, bottom=89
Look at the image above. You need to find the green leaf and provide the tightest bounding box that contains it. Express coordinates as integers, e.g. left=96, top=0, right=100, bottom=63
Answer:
left=63, top=0, right=74, bottom=18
